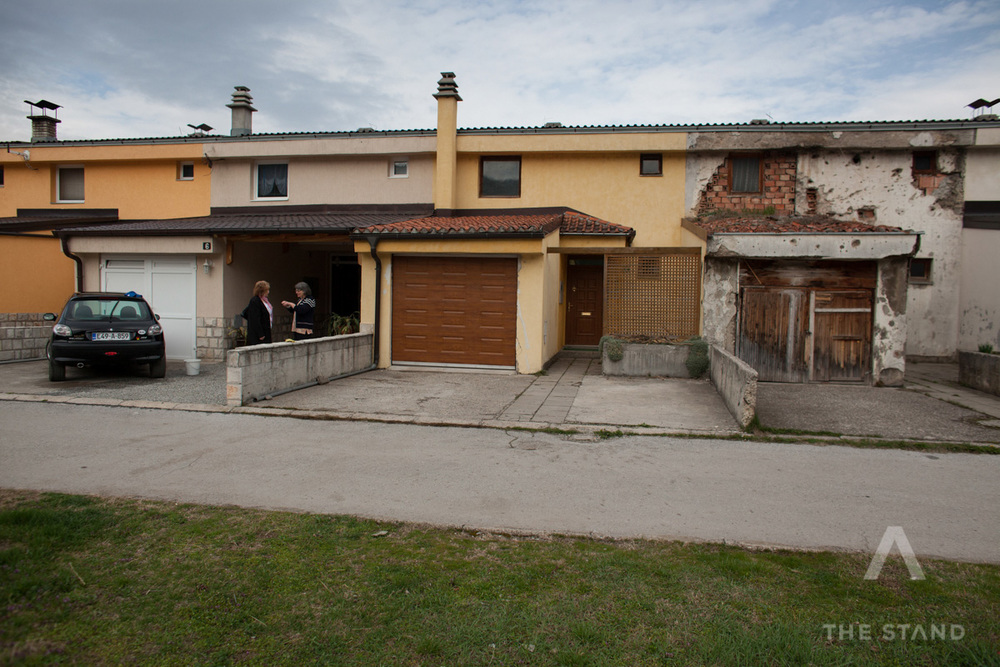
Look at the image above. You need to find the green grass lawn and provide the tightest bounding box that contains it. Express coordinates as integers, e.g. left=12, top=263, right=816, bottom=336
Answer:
left=1, top=490, right=998, bottom=666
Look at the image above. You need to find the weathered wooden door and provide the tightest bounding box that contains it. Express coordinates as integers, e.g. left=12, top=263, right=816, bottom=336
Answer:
left=566, top=261, right=604, bottom=346
left=812, top=290, right=872, bottom=382
left=738, top=287, right=810, bottom=382
left=738, top=286, right=873, bottom=383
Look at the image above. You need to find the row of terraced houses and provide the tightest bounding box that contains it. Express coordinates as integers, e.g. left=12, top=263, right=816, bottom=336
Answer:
left=2, top=74, right=999, bottom=385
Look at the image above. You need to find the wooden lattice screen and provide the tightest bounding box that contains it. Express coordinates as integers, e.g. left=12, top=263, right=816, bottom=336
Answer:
left=605, top=252, right=701, bottom=338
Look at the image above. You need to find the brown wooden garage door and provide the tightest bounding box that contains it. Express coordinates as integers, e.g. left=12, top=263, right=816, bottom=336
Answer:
left=392, top=256, right=517, bottom=367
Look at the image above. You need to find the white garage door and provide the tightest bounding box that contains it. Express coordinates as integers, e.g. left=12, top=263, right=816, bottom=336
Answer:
left=102, top=257, right=197, bottom=360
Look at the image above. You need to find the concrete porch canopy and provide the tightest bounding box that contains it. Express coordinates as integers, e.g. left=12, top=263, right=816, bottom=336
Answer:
left=682, top=215, right=920, bottom=259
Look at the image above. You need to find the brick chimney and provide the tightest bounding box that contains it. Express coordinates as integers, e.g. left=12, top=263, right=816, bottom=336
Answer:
left=24, top=99, right=61, bottom=142
left=433, top=73, right=461, bottom=211
left=227, top=86, right=256, bottom=136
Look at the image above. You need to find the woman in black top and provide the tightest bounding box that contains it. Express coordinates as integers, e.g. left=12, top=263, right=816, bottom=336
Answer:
left=281, top=281, right=316, bottom=341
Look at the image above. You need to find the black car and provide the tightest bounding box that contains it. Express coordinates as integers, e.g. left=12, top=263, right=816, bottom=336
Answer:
left=44, top=292, right=167, bottom=381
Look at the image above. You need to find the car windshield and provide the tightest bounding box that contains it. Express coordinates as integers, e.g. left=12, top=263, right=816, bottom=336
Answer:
left=65, top=299, right=151, bottom=321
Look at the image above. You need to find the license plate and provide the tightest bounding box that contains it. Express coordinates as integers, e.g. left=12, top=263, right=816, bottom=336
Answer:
left=92, top=332, right=131, bottom=341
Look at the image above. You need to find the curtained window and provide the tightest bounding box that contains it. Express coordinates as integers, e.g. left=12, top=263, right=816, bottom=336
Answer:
left=256, top=163, right=288, bottom=198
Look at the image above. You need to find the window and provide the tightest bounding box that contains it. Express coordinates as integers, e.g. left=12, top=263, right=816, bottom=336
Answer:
left=255, top=163, right=288, bottom=199
left=913, top=151, right=937, bottom=174
left=390, top=159, right=408, bottom=178
left=909, top=258, right=933, bottom=284
left=480, top=156, right=521, bottom=198
left=730, top=155, right=762, bottom=193
left=178, top=162, right=194, bottom=180
left=57, top=166, right=85, bottom=202
left=0, top=165, right=4, bottom=187
left=640, top=153, right=662, bottom=176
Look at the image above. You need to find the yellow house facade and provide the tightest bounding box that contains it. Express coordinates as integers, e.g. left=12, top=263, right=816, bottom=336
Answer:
left=0, top=139, right=210, bottom=313
left=353, top=73, right=702, bottom=374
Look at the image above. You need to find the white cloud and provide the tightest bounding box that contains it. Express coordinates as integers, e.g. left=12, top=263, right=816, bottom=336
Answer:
left=0, top=0, right=997, bottom=141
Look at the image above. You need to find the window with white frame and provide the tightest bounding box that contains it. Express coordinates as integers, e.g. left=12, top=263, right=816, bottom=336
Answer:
left=178, top=162, right=195, bottom=180
left=255, top=163, right=288, bottom=199
left=390, top=158, right=408, bottom=178
left=57, top=166, right=85, bottom=203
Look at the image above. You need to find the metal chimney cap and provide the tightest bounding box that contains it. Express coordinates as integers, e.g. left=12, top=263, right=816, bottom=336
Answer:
left=434, top=72, right=461, bottom=101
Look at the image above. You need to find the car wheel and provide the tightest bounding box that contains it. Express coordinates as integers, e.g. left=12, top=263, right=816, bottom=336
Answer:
left=48, top=358, right=65, bottom=382
left=150, top=356, right=167, bottom=378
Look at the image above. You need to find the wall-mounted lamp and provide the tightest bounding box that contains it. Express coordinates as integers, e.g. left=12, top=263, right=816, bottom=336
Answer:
left=203, top=259, right=213, bottom=275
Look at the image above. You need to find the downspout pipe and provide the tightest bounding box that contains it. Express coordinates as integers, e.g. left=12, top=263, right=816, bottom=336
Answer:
left=59, top=235, right=84, bottom=292
left=366, top=235, right=382, bottom=367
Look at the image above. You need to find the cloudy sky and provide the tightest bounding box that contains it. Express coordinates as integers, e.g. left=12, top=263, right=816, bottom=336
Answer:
left=1, top=0, right=998, bottom=141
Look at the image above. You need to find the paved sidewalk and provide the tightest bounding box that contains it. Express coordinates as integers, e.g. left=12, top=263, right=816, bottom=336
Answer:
left=3, top=357, right=1000, bottom=443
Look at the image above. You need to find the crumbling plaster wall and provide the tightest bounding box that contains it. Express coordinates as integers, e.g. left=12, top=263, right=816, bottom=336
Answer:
left=686, top=129, right=973, bottom=359
left=797, top=147, right=964, bottom=359
left=701, top=257, right=739, bottom=351
left=873, top=257, right=909, bottom=386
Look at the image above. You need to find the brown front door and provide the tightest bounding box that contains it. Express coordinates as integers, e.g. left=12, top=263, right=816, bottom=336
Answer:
left=566, top=260, right=604, bottom=346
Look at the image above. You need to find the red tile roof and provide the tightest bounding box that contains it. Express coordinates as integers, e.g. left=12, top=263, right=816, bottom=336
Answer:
left=560, top=211, right=633, bottom=235
left=691, top=215, right=908, bottom=235
left=356, top=211, right=634, bottom=238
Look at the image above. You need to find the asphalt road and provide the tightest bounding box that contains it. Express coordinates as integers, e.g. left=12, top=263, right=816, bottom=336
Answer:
left=2, top=401, right=997, bottom=564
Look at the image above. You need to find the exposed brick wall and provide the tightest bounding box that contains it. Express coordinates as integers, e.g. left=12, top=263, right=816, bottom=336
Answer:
left=698, top=152, right=797, bottom=215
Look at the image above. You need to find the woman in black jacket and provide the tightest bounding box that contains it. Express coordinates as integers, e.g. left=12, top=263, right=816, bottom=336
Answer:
left=241, top=280, right=273, bottom=345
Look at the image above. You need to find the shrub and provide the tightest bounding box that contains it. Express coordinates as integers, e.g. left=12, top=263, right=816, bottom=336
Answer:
left=599, top=336, right=624, bottom=362
left=979, top=343, right=994, bottom=354
left=685, top=336, right=710, bottom=378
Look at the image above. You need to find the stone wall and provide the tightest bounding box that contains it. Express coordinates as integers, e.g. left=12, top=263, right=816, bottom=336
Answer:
left=958, top=350, right=1000, bottom=396
left=709, top=345, right=758, bottom=429
left=0, top=314, right=50, bottom=362
left=226, top=332, right=373, bottom=406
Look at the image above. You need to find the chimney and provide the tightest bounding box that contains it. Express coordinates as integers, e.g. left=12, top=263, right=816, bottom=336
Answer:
left=227, top=86, right=256, bottom=136
left=433, top=73, right=461, bottom=211
left=24, top=99, right=61, bottom=142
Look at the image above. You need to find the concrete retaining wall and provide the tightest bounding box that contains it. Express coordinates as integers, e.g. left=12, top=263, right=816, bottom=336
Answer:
left=709, top=345, right=758, bottom=429
left=602, top=342, right=691, bottom=377
left=0, top=314, right=50, bottom=362
left=958, top=350, right=1000, bottom=396
left=226, top=333, right=373, bottom=406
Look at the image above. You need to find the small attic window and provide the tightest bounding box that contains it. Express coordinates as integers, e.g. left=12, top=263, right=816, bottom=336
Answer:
left=390, top=159, right=408, bottom=178
left=640, top=153, right=662, bottom=176
left=913, top=151, right=937, bottom=174
left=909, top=258, right=933, bottom=284
left=178, top=162, right=194, bottom=180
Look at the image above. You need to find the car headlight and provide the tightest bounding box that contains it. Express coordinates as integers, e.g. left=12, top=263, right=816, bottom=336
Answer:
left=148, top=324, right=162, bottom=336
left=52, top=324, right=72, bottom=336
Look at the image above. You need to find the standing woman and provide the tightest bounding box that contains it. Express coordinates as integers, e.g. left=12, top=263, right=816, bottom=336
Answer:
left=281, top=281, right=316, bottom=341
left=242, top=280, right=273, bottom=345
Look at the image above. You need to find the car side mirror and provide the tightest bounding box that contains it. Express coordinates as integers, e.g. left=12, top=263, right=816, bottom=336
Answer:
left=43, top=313, right=56, bottom=321
left=155, top=314, right=160, bottom=321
